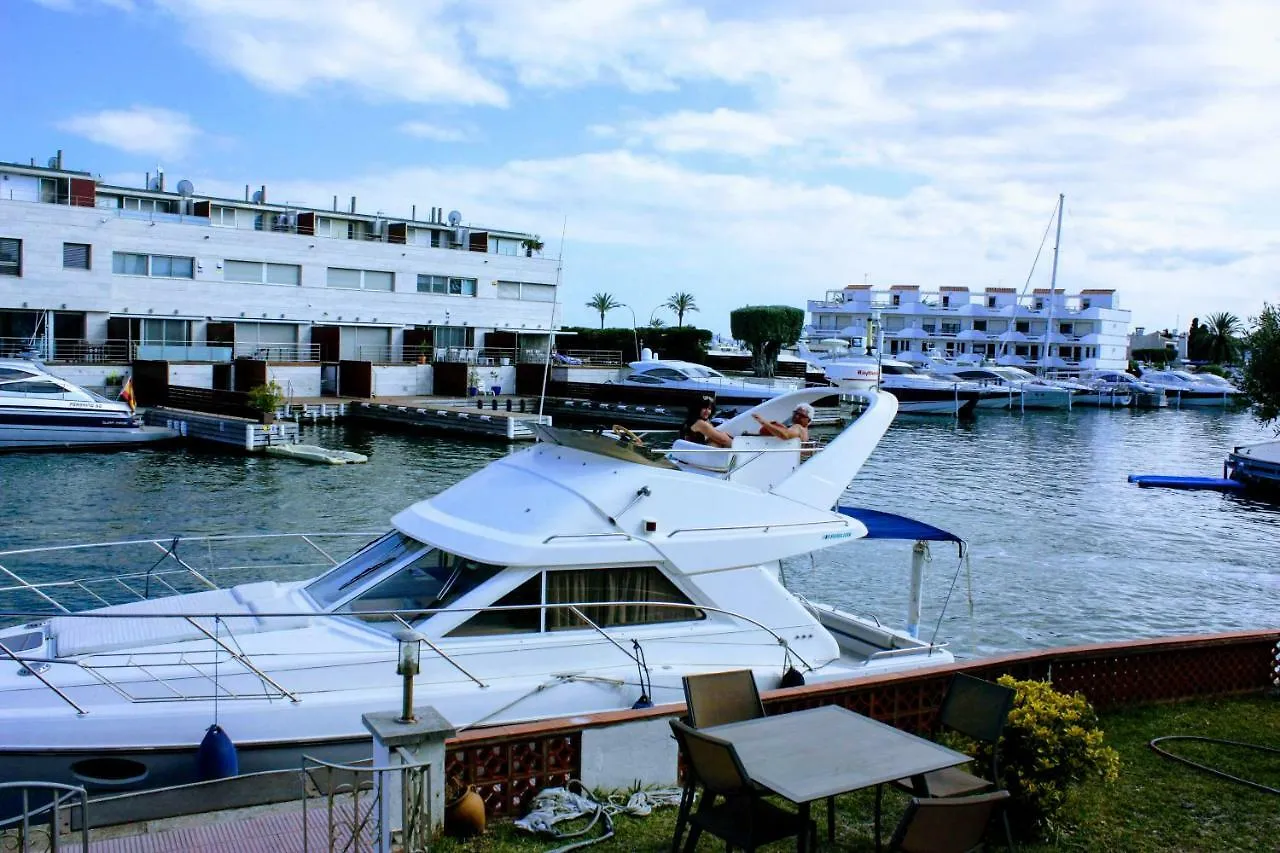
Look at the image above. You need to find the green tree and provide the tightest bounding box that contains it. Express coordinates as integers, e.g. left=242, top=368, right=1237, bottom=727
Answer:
left=664, top=292, right=699, bottom=327
left=1242, top=303, right=1280, bottom=431
left=1204, top=311, right=1243, bottom=364
left=585, top=292, right=622, bottom=329
left=730, top=305, right=804, bottom=377
left=649, top=317, right=667, bottom=328
left=1187, top=317, right=1211, bottom=362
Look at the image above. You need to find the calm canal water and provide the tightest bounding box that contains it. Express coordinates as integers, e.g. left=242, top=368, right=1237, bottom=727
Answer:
left=1, top=407, right=1276, bottom=660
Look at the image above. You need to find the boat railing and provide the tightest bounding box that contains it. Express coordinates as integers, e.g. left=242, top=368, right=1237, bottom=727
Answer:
left=0, top=533, right=379, bottom=617
left=0, top=597, right=816, bottom=717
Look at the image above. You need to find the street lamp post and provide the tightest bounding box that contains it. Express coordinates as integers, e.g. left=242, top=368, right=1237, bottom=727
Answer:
left=621, top=304, right=640, bottom=360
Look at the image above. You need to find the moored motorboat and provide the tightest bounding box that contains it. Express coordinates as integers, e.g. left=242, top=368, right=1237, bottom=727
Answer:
left=0, top=388, right=963, bottom=802
left=1226, top=440, right=1280, bottom=492
left=1139, top=369, right=1243, bottom=407
left=0, top=359, right=177, bottom=450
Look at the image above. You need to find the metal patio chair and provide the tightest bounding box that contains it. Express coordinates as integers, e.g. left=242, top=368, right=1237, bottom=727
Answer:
left=670, top=719, right=814, bottom=853
left=887, top=790, right=1011, bottom=853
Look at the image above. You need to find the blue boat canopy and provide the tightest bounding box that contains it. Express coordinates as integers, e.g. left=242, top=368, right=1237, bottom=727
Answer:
left=836, top=506, right=964, bottom=553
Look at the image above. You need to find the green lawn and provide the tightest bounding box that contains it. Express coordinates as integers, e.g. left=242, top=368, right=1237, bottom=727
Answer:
left=433, top=694, right=1280, bottom=852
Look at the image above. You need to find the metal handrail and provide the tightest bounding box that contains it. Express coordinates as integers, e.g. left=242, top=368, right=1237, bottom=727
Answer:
left=0, top=781, right=90, bottom=852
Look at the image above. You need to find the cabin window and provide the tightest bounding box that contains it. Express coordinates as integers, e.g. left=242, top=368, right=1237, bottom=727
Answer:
left=306, top=532, right=419, bottom=607
left=546, top=566, right=701, bottom=630
left=446, top=575, right=543, bottom=636
left=0, top=380, right=68, bottom=395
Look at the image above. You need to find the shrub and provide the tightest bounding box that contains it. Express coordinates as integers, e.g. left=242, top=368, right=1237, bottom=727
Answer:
left=956, top=676, right=1120, bottom=840
left=246, top=381, right=285, bottom=414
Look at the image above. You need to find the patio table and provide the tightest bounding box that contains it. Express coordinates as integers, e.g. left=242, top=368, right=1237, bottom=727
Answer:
left=705, top=704, right=972, bottom=850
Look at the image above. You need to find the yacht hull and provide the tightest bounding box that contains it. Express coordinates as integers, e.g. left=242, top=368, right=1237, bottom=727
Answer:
left=0, top=421, right=178, bottom=450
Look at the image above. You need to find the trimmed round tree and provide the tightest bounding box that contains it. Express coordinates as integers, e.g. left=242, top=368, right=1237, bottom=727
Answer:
left=730, top=305, right=804, bottom=378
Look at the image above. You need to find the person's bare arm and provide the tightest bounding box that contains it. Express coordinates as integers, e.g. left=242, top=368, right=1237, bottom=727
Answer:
left=693, top=419, right=734, bottom=448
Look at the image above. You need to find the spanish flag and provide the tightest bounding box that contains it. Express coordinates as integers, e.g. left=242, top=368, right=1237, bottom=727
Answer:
left=119, top=377, right=136, bottom=413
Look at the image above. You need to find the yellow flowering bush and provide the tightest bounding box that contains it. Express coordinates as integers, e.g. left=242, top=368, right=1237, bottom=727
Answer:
left=952, top=676, right=1120, bottom=839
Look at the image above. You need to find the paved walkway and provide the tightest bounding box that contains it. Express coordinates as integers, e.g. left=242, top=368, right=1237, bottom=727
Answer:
left=88, top=799, right=371, bottom=853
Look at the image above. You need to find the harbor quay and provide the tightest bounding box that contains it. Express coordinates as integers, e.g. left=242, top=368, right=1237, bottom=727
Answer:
left=5, top=630, right=1275, bottom=850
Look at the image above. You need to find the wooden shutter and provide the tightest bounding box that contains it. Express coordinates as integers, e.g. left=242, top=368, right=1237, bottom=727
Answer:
left=69, top=178, right=96, bottom=207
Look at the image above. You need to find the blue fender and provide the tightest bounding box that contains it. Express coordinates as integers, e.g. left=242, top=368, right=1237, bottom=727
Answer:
left=196, top=724, right=239, bottom=780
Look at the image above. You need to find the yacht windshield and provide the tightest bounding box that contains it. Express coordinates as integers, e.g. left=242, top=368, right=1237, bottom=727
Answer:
left=687, top=366, right=724, bottom=379
left=305, top=532, right=421, bottom=608
left=335, top=549, right=503, bottom=630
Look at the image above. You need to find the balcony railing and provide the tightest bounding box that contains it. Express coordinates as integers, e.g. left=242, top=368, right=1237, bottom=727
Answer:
left=358, top=345, right=622, bottom=366
left=231, top=342, right=321, bottom=362
left=0, top=188, right=554, bottom=260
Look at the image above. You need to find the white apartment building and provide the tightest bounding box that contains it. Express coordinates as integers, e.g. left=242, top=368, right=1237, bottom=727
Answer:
left=0, top=153, right=561, bottom=370
left=807, top=284, right=1132, bottom=371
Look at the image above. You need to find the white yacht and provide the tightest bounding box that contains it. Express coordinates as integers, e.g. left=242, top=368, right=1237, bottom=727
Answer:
left=615, top=359, right=799, bottom=407
left=936, top=365, right=1078, bottom=410
left=0, top=389, right=960, bottom=798
left=1139, top=369, right=1242, bottom=406
left=0, top=360, right=176, bottom=450
left=795, top=341, right=881, bottom=392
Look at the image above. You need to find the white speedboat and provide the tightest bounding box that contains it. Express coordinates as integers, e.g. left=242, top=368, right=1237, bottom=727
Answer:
left=0, top=389, right=960, bottom=800
left=615, top=358, right=799, bottom=407
left=795, top=342, right=881, bottom=392
left=1076, top=370, right=1164, bottom=408
left=1140, top=369, right=1242, bottom=406
left=0, top=360, right=177, bottom=450
left=938, top=365, right=1076, bottom=409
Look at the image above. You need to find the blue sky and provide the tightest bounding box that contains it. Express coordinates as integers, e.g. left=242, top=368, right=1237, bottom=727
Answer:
left=5, top=0, right=1279, bottom=334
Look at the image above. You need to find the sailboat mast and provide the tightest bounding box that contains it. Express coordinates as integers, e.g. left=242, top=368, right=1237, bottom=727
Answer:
left=1043, top=193, right=1064, bottom=373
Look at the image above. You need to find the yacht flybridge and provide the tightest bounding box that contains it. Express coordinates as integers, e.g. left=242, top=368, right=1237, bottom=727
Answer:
left=0, top=389, right=963, bottom=798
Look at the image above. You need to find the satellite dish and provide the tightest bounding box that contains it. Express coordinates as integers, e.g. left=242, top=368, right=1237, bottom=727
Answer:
left=148, top=176, right=163, bottom=191
left=252, top=190, right=264, bottom=204
left=447, top=210, right=462, bottom=226
left=47, top=156, right=59, bottom=169
left=176, top=179, right=194, bottom=197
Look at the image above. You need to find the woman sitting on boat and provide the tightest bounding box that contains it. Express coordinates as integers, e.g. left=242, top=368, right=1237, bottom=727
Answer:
left=682, top=396, right=734, bottom=447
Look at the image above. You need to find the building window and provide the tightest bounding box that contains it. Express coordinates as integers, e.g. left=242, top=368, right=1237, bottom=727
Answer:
left=891, top=293, right=901, bottom=306
left=111, top=252, right=194, bottom=278
left=987, top=295, right=997, bottom=308
left=327, top=267, right=394, bottom=291
left=1015, top=320, right=1030, bottom=334
left=0, top=238, right=21, bottom=277
left=496, top=280, right=555, bottom=302
left=941, top=295, right=950, bottom=307
left=121, top=197, right=173, bottom=214
left=211, top=206, right=237, bottom=227
left=1081, top=298, right=1091, bottom=310
left=1034, top=298, right=1044, bottom=310
left=1059, top=322, right=1073, bottom=335
left=941, top=321, right=960, bottom=334
left=63, top=243, right=91, bottom=270
left=224, top=260, right=301, bottom=286
left=972, top=319, right=987, bottom=332
left=141, top=318, right=190, bottom=345
left=417, top=274, right=476, bottom=296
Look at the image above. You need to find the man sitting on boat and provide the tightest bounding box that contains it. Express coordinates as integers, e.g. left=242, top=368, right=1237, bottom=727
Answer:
left=752, top=403, right=813, bottom=441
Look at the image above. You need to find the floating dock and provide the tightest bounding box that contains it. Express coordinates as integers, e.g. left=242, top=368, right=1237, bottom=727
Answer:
left=347, top=400, right=549, bottom=441
left=1127, top=474, right=1245, bottom=492
left=145, top=408, right=300, bottom=451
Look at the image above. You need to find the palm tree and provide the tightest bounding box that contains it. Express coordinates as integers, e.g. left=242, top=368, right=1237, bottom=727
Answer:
left=665, top=292, right=699, bottom=327
left=586, top=292, right=622, bottom=329
left=1204, top=311, right=1243, bottom=364
left=649, top=317, right=667, bottom=328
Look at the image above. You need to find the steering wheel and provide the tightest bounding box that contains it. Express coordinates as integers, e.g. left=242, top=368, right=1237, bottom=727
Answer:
left=612, top=424, right=644, bottom=445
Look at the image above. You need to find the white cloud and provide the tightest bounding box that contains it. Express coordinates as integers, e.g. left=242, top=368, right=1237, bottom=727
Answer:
left=57, top=106, right=198, bottom=160
left=154, top=0, right=507, bottom=107
left=397, top=121, right=473, bottom=143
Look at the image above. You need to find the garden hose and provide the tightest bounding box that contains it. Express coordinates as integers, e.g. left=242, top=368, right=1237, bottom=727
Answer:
left=1148, top=736, right=1280, bottom=795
